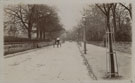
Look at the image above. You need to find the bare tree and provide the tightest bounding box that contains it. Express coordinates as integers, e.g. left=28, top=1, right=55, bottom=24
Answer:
left=112, top=3, right=117, bottom=34
left=113, top=3, right=131, bottom=41
left=96, top=3, right=115, bottom=77
left=119, top=3, right=132, bottom=19
left=33, top=5, right=63, bottom=40
left=5, top=4, right=36, bottom=39
left=4, top=4, right=64, bottom=41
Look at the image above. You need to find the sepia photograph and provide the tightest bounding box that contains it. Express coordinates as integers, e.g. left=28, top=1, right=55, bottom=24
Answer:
left=2, top=0, right=133, bottom=83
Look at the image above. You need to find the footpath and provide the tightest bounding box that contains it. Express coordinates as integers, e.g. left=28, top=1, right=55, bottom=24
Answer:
left=78, top=42, right=131, bottom=80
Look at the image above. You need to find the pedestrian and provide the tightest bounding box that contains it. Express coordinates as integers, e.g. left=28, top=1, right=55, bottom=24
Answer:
left=56, top=37, right=60, bottom=48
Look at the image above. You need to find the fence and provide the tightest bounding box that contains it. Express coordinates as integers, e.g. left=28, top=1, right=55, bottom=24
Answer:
left=4, top=42, right=53, bottom=55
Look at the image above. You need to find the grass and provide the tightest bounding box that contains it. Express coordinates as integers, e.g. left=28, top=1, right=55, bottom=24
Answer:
left=88, top=41, right=131, bottom=54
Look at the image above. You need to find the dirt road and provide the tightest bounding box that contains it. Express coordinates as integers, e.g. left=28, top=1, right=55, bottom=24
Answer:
left=4, top=42, right=91, bottom=83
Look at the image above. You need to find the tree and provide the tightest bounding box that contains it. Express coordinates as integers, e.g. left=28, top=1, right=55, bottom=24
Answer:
left=33, top=5, right=64, bottom=40
left=4, top=4, right=36, bottom=39
left=119, top=3, right=132, bottom=19
left=112, top=3, right=117, bottom=34
left=4, top=4, right=64, bottom=41
left=113, top=3, right=132, bottom=41
left=96, top=3, right=116, bottom=77
left=84, top=5, right=106, bottom=41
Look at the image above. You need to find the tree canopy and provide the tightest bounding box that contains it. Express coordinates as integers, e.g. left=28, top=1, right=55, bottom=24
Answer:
left=4, top=4, right=64, bottom=41
left=73, top=3, right=132, bottom=42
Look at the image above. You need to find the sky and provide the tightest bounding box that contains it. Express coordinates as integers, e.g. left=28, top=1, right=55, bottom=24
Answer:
left=43, top=0, right=90, bottom=31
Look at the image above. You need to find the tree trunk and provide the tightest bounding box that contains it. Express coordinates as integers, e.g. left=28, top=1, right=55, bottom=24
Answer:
left=39, top=29, right=42, bottom=40
left=28, top=21, right=33, bottom=40
left=107, top=14, right=115, bottom=77
left=112, top=5, right=117, bottom=35
left=37, top=27, right=39, bottom=39
left=28, top=29, right=31, bottom=39
left=28, top=24, right=32, bottom=39
left=49, top=32, right=52, bottom=40
left=43, top=31, right=46, bottom=40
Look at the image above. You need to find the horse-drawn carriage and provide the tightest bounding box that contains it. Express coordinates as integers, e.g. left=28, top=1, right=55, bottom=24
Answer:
left=53, top=38, right=61, bottom=47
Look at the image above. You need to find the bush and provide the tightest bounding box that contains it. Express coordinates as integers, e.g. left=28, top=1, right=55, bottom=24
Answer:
left=4, top=36, right=52, bottom=45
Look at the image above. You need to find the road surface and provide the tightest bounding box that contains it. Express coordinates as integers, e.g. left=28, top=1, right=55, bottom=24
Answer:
left=4, top=42, right=91, bottom=83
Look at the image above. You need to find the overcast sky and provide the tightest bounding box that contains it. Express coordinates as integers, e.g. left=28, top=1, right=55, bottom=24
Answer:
left=44, top=0, right=90, bottom=31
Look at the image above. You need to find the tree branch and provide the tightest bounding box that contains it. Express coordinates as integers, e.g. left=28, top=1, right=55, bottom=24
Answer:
left=96, top=4, right=106, bottom=15
left=119, top=3, right=132, bottom=18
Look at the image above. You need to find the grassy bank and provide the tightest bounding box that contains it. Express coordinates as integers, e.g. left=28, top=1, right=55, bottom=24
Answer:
left=88, top=41, right=131, bottom=54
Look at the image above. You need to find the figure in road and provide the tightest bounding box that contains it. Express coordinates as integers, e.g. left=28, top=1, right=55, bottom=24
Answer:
left=53, top=38, right=61, bottom=48
left=56, top=37, right=61, bottom=48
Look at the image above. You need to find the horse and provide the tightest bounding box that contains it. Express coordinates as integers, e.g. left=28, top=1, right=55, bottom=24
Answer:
left=53, top=38, right=61, bottom=48
left=56, top=39, right=61, bottom=47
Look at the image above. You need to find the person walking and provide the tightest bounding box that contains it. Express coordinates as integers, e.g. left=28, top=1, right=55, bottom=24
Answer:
left=56, top=37, right=60, bottom=48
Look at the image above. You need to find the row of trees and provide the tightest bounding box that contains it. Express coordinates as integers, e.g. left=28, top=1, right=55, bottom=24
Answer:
left=4, top=4, right=64, bottom=41
left=73, top=3, right=132, bottom=42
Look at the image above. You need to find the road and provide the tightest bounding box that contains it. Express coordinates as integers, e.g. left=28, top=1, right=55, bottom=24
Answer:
left=4, top=42, right=91, bottom=83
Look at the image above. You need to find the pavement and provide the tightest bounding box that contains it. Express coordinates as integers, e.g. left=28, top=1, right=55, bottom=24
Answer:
left=79, top=42, right=132, bottom=80
left=3, top=42, right=92, bottom=83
